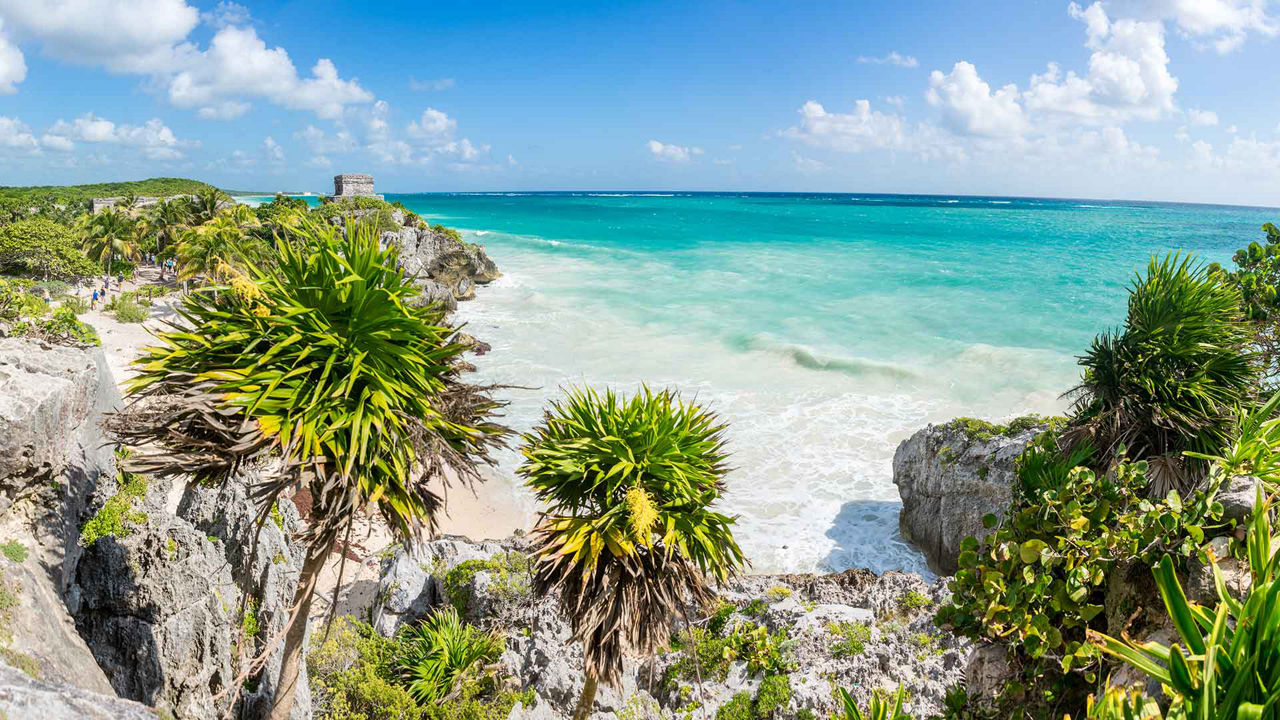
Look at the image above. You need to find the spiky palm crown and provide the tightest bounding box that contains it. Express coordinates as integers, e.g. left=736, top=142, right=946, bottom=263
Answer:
left=111, top=217, right=507, bottom=555
left=1067, top=253, right=1259, bottom=492
left=518, top=386, right=746, bottom=686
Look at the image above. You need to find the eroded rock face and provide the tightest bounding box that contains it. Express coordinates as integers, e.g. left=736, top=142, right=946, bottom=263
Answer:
left=387, top=225, right=501, bottom=304
left=0, top=660, right=158, bottom=720
left=893, top=420, right=1046, bottom=573
left=75, top=472, right=312, bottom=720
left=375, top=536, right=968, bottom=720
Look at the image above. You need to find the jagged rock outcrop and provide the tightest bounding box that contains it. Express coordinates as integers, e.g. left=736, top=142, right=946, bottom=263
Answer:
left=0, top=660, right=158, bottom=719
left=386, top=225, right=500, bottom=304
left=893, top=419, right=1048, bottom=573
left=374, top=536, right=968, bottom=720
left=0, top=339, right=120, bottom=694
left=75, top=472, right=312, bottom=720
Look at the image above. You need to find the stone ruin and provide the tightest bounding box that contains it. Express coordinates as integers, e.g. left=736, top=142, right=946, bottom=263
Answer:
left=329, top=173, right=383, bottom=201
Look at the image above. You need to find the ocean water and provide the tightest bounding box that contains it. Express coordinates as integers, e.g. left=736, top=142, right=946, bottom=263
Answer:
left=378, top=192, right=1273, bottom=576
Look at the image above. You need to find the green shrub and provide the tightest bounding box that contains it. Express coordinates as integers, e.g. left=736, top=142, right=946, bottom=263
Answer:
left=441, top=552, right=530, bottom=615
left=0, top=541, right=27, bottom=564
left=432, top=224, right=463, bottom=243
left=13, top=306, right=99, bottom=345
left=937, top=430, right=1223, bottom=713
left=828, top=621, right=872, bottom=658
left=59, top=296, right=88, bottom=314
left=1068, top=254, right=1258, bottom=493
left=112, top=296, right=149, bottom=323
left=665, top=618, right=794, bottom=687
left=0, top=218, right=98, bottom=279
left=754, top=674, right=792, bottom=717
left=764, top=586, right=792, bottom=602
left=716, top=692, right=755, bottom=720
left=79, top=455, right=148, bottom=546
left=942, top=415, right=1066, bottom=443
left=898, top=590, right=931, bottom=612
left=395, top=606, right=504, bottom=705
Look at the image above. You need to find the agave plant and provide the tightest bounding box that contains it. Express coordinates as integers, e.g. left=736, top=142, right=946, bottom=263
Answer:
left=519, top=386, right=746, bottom=720
left=1088, top=490, right=1280, bottom=720
left=395, top=606, right=503, bottom=704
left=1066, top=253, right=1259, bottom=494
left=836, top=685, right=913, bottom=720
left=110, top=216, right=507, bottom=719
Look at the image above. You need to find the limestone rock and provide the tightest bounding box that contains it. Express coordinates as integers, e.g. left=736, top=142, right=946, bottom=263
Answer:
left=1218, top=475, right=1262, bottom=522
left=893, top=419, right=1046, bottom=573
left=371, top=535, right=507, bottom=635
left=388, top=225, right=501, bottom=304
left=0, top=660, right=158, bottom=720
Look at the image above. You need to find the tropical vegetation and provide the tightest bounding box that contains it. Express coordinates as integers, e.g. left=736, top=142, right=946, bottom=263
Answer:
left=519, top=386, right=747, bottom=720
left=109, top=216, right=506, bottom=719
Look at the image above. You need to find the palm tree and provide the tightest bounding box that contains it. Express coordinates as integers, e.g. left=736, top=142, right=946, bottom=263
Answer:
left=518, top=386, right=746, bottom=720
left=78, top=208, right=139, bottom=274
left=1065, top=253, right=1259, bottom=494
left=187, top=187, right=226, bottom=225
left=144, top=197, right=193, bottom=260
left=175, top=209, right=268, bottom=284
left=109, top=216, right=507, bottom=720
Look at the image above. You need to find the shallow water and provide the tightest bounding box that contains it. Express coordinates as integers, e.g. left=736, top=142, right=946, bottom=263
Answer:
left=387, top=192, right=1274, bottom=575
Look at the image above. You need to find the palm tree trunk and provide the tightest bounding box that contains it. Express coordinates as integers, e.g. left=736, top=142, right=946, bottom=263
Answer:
left=267, top=546, right=327, bottom=720
left=572, top=673, right=599, bottom=720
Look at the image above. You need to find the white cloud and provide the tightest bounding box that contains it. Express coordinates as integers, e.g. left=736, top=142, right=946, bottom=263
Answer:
left=1187, top=107, right=1219, bottom=126
left=409, top=77, right=456, bottom=91
left=201, top=1, right=250, bottom=29
left=1189, top=134, right=1280, bottom=172
left=885, top=95, right=906, bottom=108
left=857, top=51, right=919, bottom=67
left=1119, top=0, right=1279, bottom=52
left=784, top=100, right=912, bottom=151
left=0, top=20, right=26, bottom=94
left=792, top=153, right=827, bottom=173
left=927, top=62, right=1028, bottom=138
left=44, top=113, right=188, bottom=159
left=0, top=0, right=198, bottom=73
left=0, top=116, right=37, bottom=150
left=306, top=155, right=332, bottom=168
left=166, top=28, right=372, bottom=120
left=297, top=124, right=358, bottom=154
left=0, top=1, right=371, bottom=120
left=1175, top=125, right=1190, bottom=142
left=647, top=140, right=703, bottom=162
left=1023, top=3, right=1177, bottom=123
left=407, top=108, right=457, bottom=139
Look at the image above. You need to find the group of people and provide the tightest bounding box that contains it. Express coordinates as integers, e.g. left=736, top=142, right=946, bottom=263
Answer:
left=89, top=272, right=124, bottom=311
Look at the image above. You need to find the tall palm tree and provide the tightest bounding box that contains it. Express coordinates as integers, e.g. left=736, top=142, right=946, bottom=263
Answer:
left=78, top=208, right=139, bottom=274
left=109, top=217, right=507, bottom=720
left=144, top=197, right=193, bottom=260
left=175, top=209, right=268, bottom=284
left=519, top=386, right=747, bottom=720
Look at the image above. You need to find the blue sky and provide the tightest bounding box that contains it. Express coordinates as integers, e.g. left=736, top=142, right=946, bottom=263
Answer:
left=0, top=0, right=1278, bottom=205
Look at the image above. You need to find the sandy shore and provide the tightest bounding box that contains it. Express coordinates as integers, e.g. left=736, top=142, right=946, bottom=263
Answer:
left=81, top=268, right=532, bottom=621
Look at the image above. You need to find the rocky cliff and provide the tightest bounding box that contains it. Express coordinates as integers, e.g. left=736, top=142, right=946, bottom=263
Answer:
left=893, top=417, right=1053, bottom=574
left=385, top=224, right=501, bottom=310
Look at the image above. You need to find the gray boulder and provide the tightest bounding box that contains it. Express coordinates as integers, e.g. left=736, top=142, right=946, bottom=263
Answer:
left=371, top=536, right=508, bottom=635
left=1217, top=475, right=1262, bottom=522
left=893, top=418, right=1049, bottom=573
left=0, top=660, right=158, bottom=720
left=387, top=225, right=501, bottom=304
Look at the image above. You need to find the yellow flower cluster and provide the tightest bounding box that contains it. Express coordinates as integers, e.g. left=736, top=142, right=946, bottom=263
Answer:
left=624, top=485, right=658, bottom=544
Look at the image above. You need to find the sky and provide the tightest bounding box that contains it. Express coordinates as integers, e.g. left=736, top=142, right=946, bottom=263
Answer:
left=0, top=0, right=1278, bottom=206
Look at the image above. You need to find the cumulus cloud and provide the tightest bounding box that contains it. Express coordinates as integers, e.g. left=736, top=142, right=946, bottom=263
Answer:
left=1023, top=3, right=1177, bottom=123
left=43, top=113, right=189, bottom=159
left=857, top=51, right=919, bottom=67
left=1189, top=134, right=1280, bottom=172
left=0, top=21, right=26, bottom=94
left=407, top=108, right=457, bottom=139
left=263, top=135, right=284, bottom=163
left=1117, top=0, right=1278, bottom=52
left=409, top=77, right=456, bottom=91
left=0, top=0, right=371, bottom=120
left=927, top=62, right=1028, bottom=137
left=781, top=99, right=965, bottom=162
left=0, top=116, right=37, bottom=150
left=647, top=140, right=703, bottom=162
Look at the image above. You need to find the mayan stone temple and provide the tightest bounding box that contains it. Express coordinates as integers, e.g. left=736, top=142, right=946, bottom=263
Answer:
left=328, top=173, right=383, bottom=200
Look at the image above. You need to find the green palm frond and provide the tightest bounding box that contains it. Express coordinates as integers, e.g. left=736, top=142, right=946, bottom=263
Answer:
left=518, top=386, right=746, bottom=687
left=395, top=606, right=503, bottom=704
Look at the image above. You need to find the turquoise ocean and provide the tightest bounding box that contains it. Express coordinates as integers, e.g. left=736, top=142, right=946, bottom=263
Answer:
left=246, top=192, right=1277, bottom=575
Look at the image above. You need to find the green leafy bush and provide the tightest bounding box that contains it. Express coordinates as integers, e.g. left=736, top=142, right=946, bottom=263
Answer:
left=60, top=296, right=88, bottom=314
left=0, top=541, right=27, bottom=563
left=1067, top=254, right=1258, bottom=494
left=938, top=430, right=1222, bottom=711
left=395, top=606, right=504, bottom=704
left=0, top=218, right=98, bottom=279
left=665, top=615, right=795, bottom=687
left=112, top=296, right=149, bottom=323
left=441, top=552, right=531, bottom=615
left=828, top=621, right=872, bottom=658
left=1089, top=492, right=1280, bottom=720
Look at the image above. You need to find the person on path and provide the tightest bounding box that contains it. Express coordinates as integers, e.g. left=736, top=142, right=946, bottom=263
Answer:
left=91, top=289, right=99, bottom=310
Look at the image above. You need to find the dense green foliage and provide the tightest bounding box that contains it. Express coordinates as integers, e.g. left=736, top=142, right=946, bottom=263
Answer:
left=520, top=386, right=746, bottom=705
left=441, top=552, right=531, bottom=615
left=0, top=218, right=97, bottom=278
left=308, top=615, right=532, bottom=720
left=0, top=279, right=98, bottom=345
left=1090, top=494, right=1280, bottom=720
left=395, top=607, right=504, bottom=705
left=1209, top=222, right=1280, bottom=386
left=0, top=178, right=219, bottom=205
left=175, top=205, right=270, bottom=281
